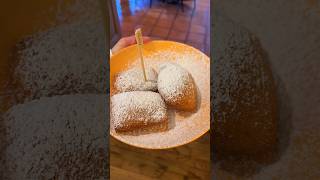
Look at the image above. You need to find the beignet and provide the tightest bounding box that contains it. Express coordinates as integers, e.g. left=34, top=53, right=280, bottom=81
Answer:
left=157, top=62, right=197, bottom=111
left=111, top=91, right=168, bottom=132
left=114, top=67, right=157, bottom=92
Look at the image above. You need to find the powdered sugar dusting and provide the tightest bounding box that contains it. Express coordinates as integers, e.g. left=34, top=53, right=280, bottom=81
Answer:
left=13, top=4, right=106, bottom=101
left=111, top=91, right=167, bottom=132
left=110, top=43, right=210, bottom=149
left=157, top=62, right=196, bottom=110
left=3, top=94, right=107, bottom=179
left=114, top=67, right=157, bottom=93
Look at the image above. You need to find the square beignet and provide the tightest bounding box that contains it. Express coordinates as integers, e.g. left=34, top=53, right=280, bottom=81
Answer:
left=111, top=91, right=168, bottom=132
left=114, top=67, right=158, bottom=93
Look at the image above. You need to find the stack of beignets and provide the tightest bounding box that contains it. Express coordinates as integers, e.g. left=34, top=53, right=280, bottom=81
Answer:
left=111, top=63, right=197, bottom=133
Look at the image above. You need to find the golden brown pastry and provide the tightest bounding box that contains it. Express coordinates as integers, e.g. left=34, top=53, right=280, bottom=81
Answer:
left=211, top=14, right=277, bottom=164
left=111, top=91, right=168, bottom=132
left=157, top=62, right=197, bottom=112
left=114, top=67, right=157, bottom=93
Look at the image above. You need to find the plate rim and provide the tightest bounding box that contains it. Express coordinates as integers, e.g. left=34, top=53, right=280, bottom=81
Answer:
left=110, top=40, right=210, bottom=149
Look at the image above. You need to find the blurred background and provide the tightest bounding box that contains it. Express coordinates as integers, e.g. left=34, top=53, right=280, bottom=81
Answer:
left=110, top=0, right=210, bottom=56
left=1, top=1, right=108, bottom=179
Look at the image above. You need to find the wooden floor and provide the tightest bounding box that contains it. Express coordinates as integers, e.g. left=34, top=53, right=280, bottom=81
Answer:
left=110, top=132, right=210, bottom=180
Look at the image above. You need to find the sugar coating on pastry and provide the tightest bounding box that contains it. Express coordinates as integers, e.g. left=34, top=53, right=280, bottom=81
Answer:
left=114, top=67, right=157, bottom=92
left=157, top=62, right=197, bottom=111
left=111, top=91, right=168, bottom=132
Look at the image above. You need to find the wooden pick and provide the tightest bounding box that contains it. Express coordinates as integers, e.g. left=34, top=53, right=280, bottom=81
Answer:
left=135, top=28, right=147, bottom=82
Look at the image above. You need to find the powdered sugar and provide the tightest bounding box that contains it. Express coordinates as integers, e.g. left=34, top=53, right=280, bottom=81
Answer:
left=157, top=62, right=196, bottom=110
left=158, top=63, right=189, bottom=99
left=2, top=1, right=108, bottom=178
left=3, top=94, right=107, bottom=179
left=110, top=43, right=210, bottom=149
left=14, top=3, right=107, bottom=101
left=158, top=63, right=194, bottom=101
left=114, top=67, right=157, bottom=93
left=111, top=91, right=167, bottom=132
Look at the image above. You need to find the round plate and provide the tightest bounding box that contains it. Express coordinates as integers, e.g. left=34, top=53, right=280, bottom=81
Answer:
left=110, top=40, right=210, bottom=149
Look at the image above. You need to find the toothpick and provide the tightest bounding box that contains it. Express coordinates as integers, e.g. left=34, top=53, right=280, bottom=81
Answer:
left=135, top=28, right=147, bottom=82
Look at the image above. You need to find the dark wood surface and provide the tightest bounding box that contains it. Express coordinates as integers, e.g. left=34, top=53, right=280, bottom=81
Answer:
left=110, top=132, right=210, bottom=180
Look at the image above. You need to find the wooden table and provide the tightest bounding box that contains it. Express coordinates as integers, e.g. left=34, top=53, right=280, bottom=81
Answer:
left=110, top=132, right=210, bottom=180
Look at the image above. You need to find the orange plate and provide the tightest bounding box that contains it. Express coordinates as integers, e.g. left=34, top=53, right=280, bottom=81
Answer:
left=110, top=40, right=210, bottom=149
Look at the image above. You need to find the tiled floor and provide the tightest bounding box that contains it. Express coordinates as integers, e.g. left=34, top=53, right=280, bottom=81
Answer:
left=116, top=0, right=210, bottom=55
